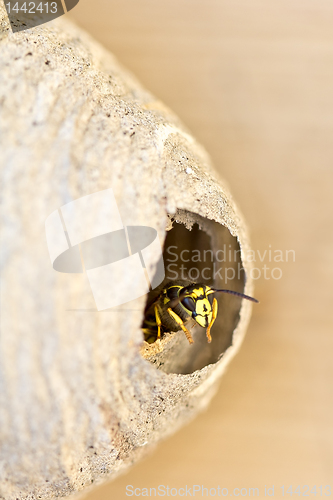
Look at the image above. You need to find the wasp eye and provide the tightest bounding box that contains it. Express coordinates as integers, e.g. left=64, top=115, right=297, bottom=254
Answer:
left=181, top=296, right=196, bottom=312
left=208, top=293, right=214, bottom=305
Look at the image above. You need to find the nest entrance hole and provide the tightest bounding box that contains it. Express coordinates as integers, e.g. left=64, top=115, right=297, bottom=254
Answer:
left=141, top=211, right=245, bottom=374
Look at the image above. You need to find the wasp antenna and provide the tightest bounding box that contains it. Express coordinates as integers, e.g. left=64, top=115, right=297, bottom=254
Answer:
left=212, top=289, right=259, bottom=303
left=168, top=288, right=190, bottom=309
left=168, top=296, right=181, bottom=308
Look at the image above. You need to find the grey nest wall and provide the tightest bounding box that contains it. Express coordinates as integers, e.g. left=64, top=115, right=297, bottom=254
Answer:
left=0, top=9, right=255, bottom=500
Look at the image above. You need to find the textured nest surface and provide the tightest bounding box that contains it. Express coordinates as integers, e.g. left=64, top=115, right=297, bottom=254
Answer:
left=0, top=9, right=255, bottom=500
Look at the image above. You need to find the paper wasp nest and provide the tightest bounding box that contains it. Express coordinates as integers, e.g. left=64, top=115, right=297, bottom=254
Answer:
left=0, top=8, right=255, bottom=500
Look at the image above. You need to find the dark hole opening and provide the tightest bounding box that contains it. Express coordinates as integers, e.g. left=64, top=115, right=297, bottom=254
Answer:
left=141, top=213, right=245, bottom=374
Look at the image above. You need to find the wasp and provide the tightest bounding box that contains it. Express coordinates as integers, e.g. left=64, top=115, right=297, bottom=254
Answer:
left=142, top=280, right=258, bottom=345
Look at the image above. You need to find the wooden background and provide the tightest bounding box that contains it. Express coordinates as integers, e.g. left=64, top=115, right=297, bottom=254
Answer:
left=68, top=1, right=333, bottom=498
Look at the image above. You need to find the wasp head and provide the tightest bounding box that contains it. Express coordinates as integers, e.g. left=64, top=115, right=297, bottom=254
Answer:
left=179, top=285, right=215, bottom=328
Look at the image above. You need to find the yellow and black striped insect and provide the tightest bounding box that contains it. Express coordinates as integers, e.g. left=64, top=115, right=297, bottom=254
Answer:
left=142, top=280, right=258, bottom=345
